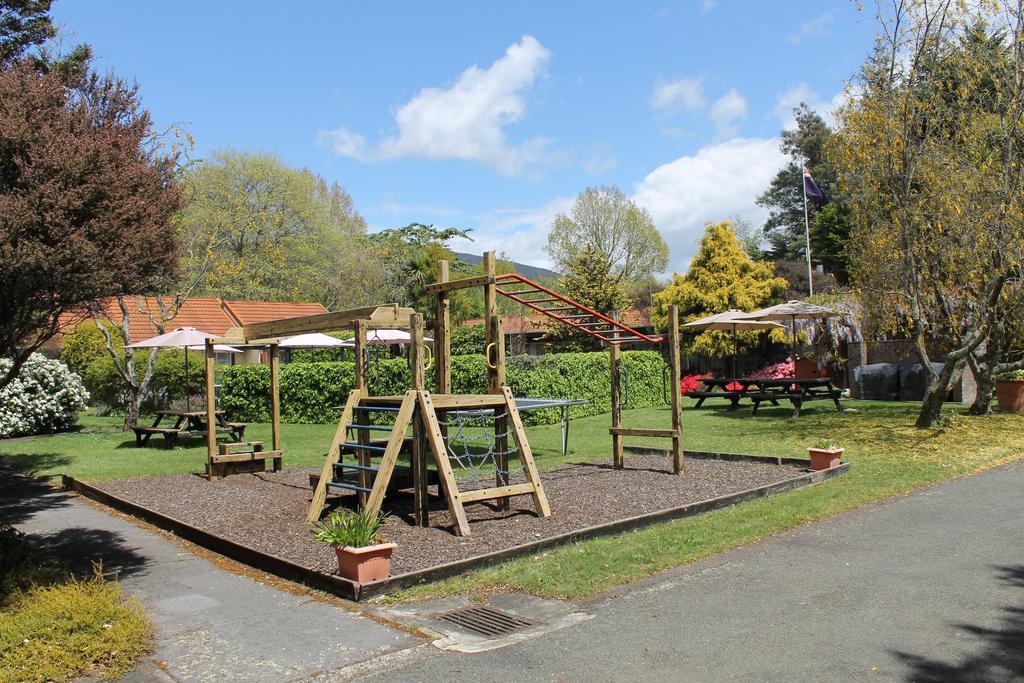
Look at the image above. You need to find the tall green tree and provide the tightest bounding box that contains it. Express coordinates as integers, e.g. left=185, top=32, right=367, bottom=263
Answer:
left=179, top=149, right=369, bottom=307
left=547, top=186, right=669, bottom=293
left=832, top=1, right=1024, bottom=427
left=653, top=222, right=787, bottom=357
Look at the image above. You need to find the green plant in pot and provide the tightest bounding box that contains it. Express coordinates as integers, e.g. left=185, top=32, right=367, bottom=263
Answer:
left=312, top=508, right=395, bottom=583
left=807, top=438, right=843, bottom=471
left=995, top=369, right=1024, bottom=414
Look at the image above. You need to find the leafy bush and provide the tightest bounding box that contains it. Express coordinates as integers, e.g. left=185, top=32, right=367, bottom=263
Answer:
left=998, top=368, right=1024, bottom=381
left=450, top=324, right=487, bottom=356
left=0, top=355, right=88, bottom=438
left=59, top=321, right=118, bottom=377
left=81, top=349, right=203, bottom=410
left=221, top=350, right=669, bottom=426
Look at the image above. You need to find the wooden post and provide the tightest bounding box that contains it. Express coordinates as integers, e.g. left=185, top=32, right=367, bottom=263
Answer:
left=669, top=304, right=684, bottom=474
left=269, top=343, right=282, bottom=473
left=204, top=339, right=218, bottom=479
left=483, top=252, right=506, bottom=392
left=353, top=320, right=368, bottom=396
left=435, top=260, right=452, bottom=394
left=409, top=313, right=429, bottom=526
left=610, top=339, right=623, bottom=469
left=352, top=320, right=370, bottom=505
left=484, top=252, right=509, bottom=507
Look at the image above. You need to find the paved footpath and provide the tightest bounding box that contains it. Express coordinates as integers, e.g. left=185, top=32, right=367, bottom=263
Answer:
left=0, top=470, right=416, bottom=682
left=367, top=459, right=1024, bottom=682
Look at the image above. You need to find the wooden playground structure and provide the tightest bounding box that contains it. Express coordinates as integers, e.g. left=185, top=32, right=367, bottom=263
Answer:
left=201, top=251, right=683, bottom=537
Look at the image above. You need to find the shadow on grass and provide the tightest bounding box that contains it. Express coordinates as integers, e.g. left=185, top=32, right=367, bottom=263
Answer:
left=892, top=564, right=1024, bottom=682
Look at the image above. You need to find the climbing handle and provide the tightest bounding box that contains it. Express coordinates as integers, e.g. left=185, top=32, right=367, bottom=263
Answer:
left=485, top=342, right=497, bottom=369
left=422, top=343, right=434, bottom=372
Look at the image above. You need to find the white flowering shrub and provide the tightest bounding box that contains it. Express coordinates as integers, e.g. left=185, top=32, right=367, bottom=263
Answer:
left=0, top=354, right=89, bottom=438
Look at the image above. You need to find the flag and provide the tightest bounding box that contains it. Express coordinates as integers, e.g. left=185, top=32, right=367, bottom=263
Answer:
left=803, top=166, right=826, bottom=208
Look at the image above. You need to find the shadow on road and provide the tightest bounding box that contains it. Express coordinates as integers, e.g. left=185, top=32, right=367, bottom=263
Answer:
left=893, top=564, right=1024, bottom=682
left=0, top=464, right=72, bottom=525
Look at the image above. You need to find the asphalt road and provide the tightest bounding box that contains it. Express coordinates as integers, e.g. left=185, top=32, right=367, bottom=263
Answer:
left=372, top=459, right=1024, bottom=682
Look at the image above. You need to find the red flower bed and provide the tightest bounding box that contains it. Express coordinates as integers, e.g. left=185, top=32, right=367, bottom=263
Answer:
left=680, top=372, right=711, bottom=395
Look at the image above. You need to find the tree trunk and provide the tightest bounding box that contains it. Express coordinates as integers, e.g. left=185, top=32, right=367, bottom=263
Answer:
left=967, top=354, right=996, bottom=416
left=915, top=358, right=965, bottom=428
left=124, top=392, right=143, bottom=431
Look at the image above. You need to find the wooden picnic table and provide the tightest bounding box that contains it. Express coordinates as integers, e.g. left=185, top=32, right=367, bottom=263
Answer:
left=687, top=377, right=842, bottom=418
left=133, top=409, right=247, bottom=448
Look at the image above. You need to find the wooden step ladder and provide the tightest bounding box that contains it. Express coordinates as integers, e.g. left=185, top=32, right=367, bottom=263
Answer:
left=307, top=389, right=551, bottom=537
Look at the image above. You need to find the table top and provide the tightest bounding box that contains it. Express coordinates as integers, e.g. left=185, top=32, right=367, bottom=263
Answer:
left=700, top=377, right=834, bottom=389
left=154, top=409, right=224, bottom=417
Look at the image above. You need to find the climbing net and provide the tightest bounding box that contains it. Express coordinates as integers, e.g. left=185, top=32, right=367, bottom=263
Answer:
left=436, top=408, right=524, bottom=490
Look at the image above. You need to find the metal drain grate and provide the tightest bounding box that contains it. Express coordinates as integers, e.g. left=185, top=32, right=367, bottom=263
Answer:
left=434, top=605, right=535, bottom=637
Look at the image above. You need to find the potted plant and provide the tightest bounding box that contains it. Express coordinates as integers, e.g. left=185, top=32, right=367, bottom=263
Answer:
left=312, top=508, right=395, bottom=582
left=807, top=439, right=843, bottom=470
left=995, top=369, right=1024, bottom=414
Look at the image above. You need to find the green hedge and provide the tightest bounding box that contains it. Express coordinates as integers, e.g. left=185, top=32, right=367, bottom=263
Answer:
left=220, top=351, right=669, bottom=426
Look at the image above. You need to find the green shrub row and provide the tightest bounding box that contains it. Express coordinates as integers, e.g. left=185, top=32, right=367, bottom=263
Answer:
left=220, top=350, right=670, bottom=426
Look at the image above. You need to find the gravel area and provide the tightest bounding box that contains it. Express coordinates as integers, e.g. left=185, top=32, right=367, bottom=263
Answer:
left=95, top=455, right=805, bottom=576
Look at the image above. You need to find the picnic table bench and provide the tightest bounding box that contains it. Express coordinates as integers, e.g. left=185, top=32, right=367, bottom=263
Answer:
left=133, top=410, right=246, bottom=449
left=686, top=377, right=841, bottom=418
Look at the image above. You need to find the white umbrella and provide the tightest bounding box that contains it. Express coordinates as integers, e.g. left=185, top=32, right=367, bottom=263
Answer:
left=278, top=332, right=348, bottom=348
left=339, top=328, right=434, bottom=347
left=681, top=310, right=784, bottom=377
left=736, top=300, right=837, bottom=348
left=127, top=327, right=222, bottom=410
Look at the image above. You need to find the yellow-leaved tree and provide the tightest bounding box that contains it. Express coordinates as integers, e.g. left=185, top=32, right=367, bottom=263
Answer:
left=653, top=222, right=788, bottom=358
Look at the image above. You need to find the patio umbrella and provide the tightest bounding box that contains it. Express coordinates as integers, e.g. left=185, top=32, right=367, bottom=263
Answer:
left=736, top=300, right=838, bottom=349
left=339, top=328, right=434, bottom=347
left=126, top=327, right=233, bottom=410
left=277, top=332, right=348, bottom=348
left=680, top=310, right=784, bottom=377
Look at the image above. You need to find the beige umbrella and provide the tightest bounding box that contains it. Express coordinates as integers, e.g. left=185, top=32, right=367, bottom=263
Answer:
left=681, top=310, right=784, bottom=377
left=126, top=327, right=237, bottom=410
left=736, top=300, right=838, bottom=349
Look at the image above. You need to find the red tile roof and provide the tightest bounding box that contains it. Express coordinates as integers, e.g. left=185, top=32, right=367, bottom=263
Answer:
left=52, top=297, right=327, bottom=347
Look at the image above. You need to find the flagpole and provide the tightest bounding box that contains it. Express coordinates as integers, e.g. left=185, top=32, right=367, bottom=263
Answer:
left=802, top=165, right=814, bottom=297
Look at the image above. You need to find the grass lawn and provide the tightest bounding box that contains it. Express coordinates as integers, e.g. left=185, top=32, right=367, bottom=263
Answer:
left=3, top=399, right=1022, bottom=600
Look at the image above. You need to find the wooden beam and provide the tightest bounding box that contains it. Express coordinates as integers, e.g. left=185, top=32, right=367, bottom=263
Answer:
left=609, top=427, right=679, bottom=437
left=428, top=393, right=508, bottom=408
left=409, top=314, right=428, bottom=526
left=269, top=344, right=281, bottom=472
left=434, top=260, right=452, bottom=394
left=352, top=319, right=369, bottom=505
left=239, top=304, right=415, bottom=340
left=502, top=386, right=551, bottom=518
left=364, top=392, right=417, bottom=520
left=418, top=391, right=471, bottom=537
left=457, top=482, right=538, bottom=503
left=424, top=274, right=494, bottom=295
left=211, top=449, right=283, bottom=464
left=610, top=320, right=623, bottom=470
left=669, top=304, right=684, bottom=475
left=204, top=340, right=217, bottom=479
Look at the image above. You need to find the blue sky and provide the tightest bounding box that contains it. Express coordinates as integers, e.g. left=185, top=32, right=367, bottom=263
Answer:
left=52, top=1, right=876, bottom=274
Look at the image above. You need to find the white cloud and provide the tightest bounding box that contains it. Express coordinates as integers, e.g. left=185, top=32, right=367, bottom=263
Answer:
left=650, top=76, right=706, bottom=114
left=448, top=196, right=576, bottom=269
left=319, top=35, right=552, bottom=176
left=787, top=11, right=835, bottom=45
left=709, top=89, right=748, bottom=139
left=701, top=0, right=718, bottom=14
left=773, top=83, right=850, bottom=129
left=632, top=137, right=787, bottom=273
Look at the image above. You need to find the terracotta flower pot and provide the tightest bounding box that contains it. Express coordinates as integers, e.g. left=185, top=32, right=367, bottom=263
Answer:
left=335, top=542, right=396, bottom=583
left=995, top=379, right=1024, bottom=414
left=807, top=447, right=843, bottom=471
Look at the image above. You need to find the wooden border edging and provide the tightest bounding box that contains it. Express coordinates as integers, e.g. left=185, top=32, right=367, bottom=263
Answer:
left=62, top=452, right=848, bottom=602
left=61, top=475, right=362, bottom=600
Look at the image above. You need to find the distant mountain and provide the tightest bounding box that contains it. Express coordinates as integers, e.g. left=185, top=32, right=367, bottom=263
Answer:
left=453, top=252, right=560, bottom=282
